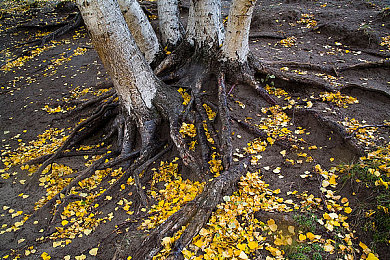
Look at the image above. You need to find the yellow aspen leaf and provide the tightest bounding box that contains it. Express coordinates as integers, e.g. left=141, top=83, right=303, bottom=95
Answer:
left=274, top=237, right=285, bottom=246
left=367, top=253, right=379, bottom=260
left=359, top=241, right=368, bottom=250
left=75, top=255, right=86, bottom=260
left=61, top=220, right=68, bottom=226
left=89, top=248, right=98, bottom=256
left=323, top=244, right=334, bottom=252
left=237, top=243, right=247, bottom=251
left=344, top=207, right=352, bottom=214
left=299, top=234, right=306, bottom=241
left=322, top=180, right=330, bottom=187
left=194, top=238, right=204, bottom=248
left=53, top=241, right=62, bottom=248
left=248, top=241, right=258, bottom=250
left=199, top=228, right=209, bottom=236
left=329, top=175, right=337, bottom=185
left=238, top=251, right=249, bottom=259
left=306, top=232, right=315, bottom=240
left=162, top=237, right=172, bottom=247
left=288, top=226, right=295, bottom=234
left=41, top=252, right=51, bottom=260
left=267, top=219, right=278, bottom=231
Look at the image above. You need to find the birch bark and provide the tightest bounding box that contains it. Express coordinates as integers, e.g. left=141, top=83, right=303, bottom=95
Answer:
left=117, top=0, right=160, bottom=64
left=186, top=0, right=224, bottom=48
left=222, top=0, right=257, bottom=62
left=76, top=0, right=159, bottom=123
left=158, top=0, right=183, bottom=48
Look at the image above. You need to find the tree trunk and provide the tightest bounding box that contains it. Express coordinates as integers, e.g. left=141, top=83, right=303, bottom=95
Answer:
left=157, top=0, right=183, bottom=48
left=77, top=0, right=160, bottom=128
left=117, top=0, right=161, bottom=64
left=221, top=0, right=257, bottom=62
left=186, top=0, right=224, bottom=48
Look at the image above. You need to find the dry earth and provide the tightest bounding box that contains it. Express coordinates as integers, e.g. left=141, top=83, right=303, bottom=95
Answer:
left=0, top=0, right=389, bottom=259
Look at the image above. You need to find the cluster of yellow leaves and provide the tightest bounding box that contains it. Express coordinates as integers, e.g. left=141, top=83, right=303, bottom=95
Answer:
left=45, top=47, right=87, bottom=75
left=320, top=91, right=359, bottom=108
left=203, top=103, right=216, bottom=120
left=380, top=35, right=390, bottom=50
left=141, top=177, right=204, bottom=230
left=185, top=171, right=292, bottom=259
left=297, top=14, right=318, bottom=28
left=315, top=73, right=341, bottom=87
left=155, top=226, right=187, bottom=259
left=1, top=128, right=68, bottom=175
left=244, top=138, right=267, bottom=155
left=341, top=118, right=378, bottom=147
left=0, top=0, right=55, bottom=15
left=180, top=122, right=197, bottom=138
left=52, top=197, right=110, bottom=241
left=1, top=45, right=53, bottom=71
left=208, top=152, right=223, bottom=177
left=265, top=85, right=290, bottom=99
left=49, top=169, right=125, bottom=242
left=42, top=104, right=70, bottom=114
left=34, top=163, right=74, bottom=209
left=358, top=145, right=390, bottom=190
left=280, top=36, right=297, bottom=47
left=178, top=88, right=191, bottom=106
left=257, top=106, right=292, bottom=139
left=151, top=159, right=179, bottom=187
left=41, top=252, right=51, bottom=260
left=202, top=122, right=214, bottom=144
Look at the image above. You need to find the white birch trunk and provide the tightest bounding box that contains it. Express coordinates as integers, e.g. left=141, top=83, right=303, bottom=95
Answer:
left=117, top=0, right=160, bottom=64
left=221, top=0, right=257, bottom=63
left=157, top=0, right=183, bottom=48
left=76, top=0, right=159, bottom=122
left=186, top=0, right=224, bottom=48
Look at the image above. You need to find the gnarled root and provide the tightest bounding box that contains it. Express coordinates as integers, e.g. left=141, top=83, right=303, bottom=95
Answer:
left=127, top=158, right=250, bottom=260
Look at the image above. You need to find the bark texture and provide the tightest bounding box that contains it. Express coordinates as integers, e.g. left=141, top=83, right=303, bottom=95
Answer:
left=157, top=0, right=183, bottom=48
left=186, top=0, right=224, bottom=48
left=222, top=0, right=257, bottom=62
left=117, top=0, right=161, bottom=64
left=77, top=0, right=160, bottom=125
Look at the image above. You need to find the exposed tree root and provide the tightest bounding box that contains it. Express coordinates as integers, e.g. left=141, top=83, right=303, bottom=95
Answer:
left=341, top=83, right=390, bottom=99
left=287, top=108, right=365, bottom=156
left=28, top=100, right=118, bottom=187
left=352, top=124, right=390, bottom=132
left=26, top=149, right=108, bottom=166
left=338, top=59, right=390, bottom=72
left=60, top=89, right=115, bottom=118
left=127, top=158, right=250, bottom=260
left=18, top=13, right=82, bottom=47
left=249, top=54, right=337, bottom=92
left=267, top=61, right=338, bottom=76
left=217, top=72, right=233, bottom=168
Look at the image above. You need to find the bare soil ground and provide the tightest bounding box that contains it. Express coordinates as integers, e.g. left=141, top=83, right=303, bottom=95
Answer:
left=0, top=0, right=389, bottom=259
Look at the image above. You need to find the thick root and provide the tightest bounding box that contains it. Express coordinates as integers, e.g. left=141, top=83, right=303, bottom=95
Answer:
left=129, top=158, right=250, bottom=260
